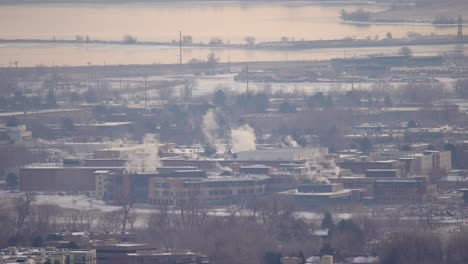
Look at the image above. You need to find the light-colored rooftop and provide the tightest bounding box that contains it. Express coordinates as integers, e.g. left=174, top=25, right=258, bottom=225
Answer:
left=0, top=108, right=83, bottom=118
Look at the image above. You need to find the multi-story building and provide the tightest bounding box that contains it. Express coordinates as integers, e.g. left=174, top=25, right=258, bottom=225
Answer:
left=414, top=153, right=436, bottom=175
left=373, top=177, right=428, bottom=203
left=95, top=170, right=115, bottom=200
left=19, top=164, right=124, bottom=192
left=424, top=150, right=452, bottom=173
left=398, top=157, right=417, bottom=176
left=148, top=174, right=270, bottom=206
left=338, top=160, right=402, bottom=175
left=95, top=172, right=156, bottom=203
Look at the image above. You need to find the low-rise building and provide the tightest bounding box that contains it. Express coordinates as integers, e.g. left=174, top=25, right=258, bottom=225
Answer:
left=329, top=177, right=375, bottom=197
left=338, top=160, right=402, bottom=175
left=70, top=250, right=96, bottom=264
left=280, top=183, right=359, bottom=208
left=127, top=250, right=209, bottom=264
left=365, top=169, right=399, bottom=178
left=0, top=247, right=95, bottom=264
left=373, top=177, right=428, bottom=203
left=236, top=148, right=327, bottom=162
left=0, top=125, right=32, bottom=143
left=95, top=243, right=157, bottom=264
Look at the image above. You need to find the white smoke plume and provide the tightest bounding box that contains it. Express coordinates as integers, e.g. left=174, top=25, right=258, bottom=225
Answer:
left=329, top=159, right=341, bottom=177
left=281, top=135, right=299, bottom=148
left=216, top=162, right=233, bottom=175
left=231, top=124, right=256, bottom=153
left=124, top=133, right=159, bottom=173
left=202, top=109, right=219, bottom=147
left=305, top=161, right=331, bottom=184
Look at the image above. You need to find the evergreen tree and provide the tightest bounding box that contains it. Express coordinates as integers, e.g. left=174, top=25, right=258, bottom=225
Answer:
left=213, top=90, right=226, bottom=107
left=322, top=212, right=334, bottom=230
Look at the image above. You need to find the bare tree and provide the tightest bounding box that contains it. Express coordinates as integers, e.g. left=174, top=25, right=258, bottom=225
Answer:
left=398, top=82, right=445, bottom=104
left=182, top=35, right=193, bottom=44
left=148, top=203, right=172, bottom=233
left=122, top=34, right=138, bottom=44
left=0, top=201, right=14, bottom=247
left=96, top=211, right=121, bottom=236
left=116, top=194, right=137, bottom=234
left=13, top=192, right=36, bottom=234
left=209, top=37, right=223, bottom=45
left=244, top=36, right=256, bottom=46
left=378, top=230, right=443, bottom=264
left=398, top=46, right=413, bottom=56
left=66, top=209, right=97, bottom=232
left=445, top=230, right=468, bottom=264
left=148, top=203, right=176, bottom=249
left=33, top=204, right=61, bottom=235
left=158, top=83, right=175, bottom=101
left=179, top=79, right=198, bottom=100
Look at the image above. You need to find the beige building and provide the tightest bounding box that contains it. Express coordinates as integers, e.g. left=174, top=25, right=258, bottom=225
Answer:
left=0, top=125, right=32, bottom=143
left=149, top=175, right=270, bottom=206
left=410, top=150, right=452, bottom=176
left=0, top=247, right=95, bottom=264
left=95, top=170, right=113, bottom=200
left=70, top=250, right=96, bottom=264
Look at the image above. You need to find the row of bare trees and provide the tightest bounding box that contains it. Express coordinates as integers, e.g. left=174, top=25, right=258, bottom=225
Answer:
left=0, top=193, right=139, bottom=248
left=143, top=196, right=322, bottom=264
left=3, top=193, right=467, bottom=264
left=378, top=229, right=468, bottom=264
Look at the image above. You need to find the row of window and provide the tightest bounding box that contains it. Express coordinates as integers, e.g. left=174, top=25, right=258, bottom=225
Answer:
left=153, top=188, right=264, bottom=197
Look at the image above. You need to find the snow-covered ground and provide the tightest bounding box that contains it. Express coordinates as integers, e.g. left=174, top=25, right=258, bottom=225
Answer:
left=1, top=191, right=354, bottom=221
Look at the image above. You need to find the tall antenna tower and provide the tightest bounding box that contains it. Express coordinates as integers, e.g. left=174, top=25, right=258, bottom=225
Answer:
left=457, top=15, right=464, bottom=59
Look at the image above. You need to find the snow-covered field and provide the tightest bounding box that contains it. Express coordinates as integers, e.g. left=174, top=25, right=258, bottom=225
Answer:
left=0, top=191, right=354, bottom=221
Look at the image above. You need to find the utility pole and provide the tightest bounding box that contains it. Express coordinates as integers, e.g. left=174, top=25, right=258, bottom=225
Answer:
left=179, top=31, right=183, bottom=65
left=144, top=75, right=148, bottom=108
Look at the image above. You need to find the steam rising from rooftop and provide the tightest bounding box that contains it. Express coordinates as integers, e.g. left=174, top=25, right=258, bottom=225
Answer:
left=124, top=133, right=159, bottom=173
left=202, top=109, right=219, bottom=148
left=305, top=162, right=331, bottom=184
left=281, top=135, right=299, bottom=148
left=231, top=124, right=256, bottom=153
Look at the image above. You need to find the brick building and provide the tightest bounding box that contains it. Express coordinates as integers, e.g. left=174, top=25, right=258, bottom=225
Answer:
left=20, top=165, right=124, bottom=192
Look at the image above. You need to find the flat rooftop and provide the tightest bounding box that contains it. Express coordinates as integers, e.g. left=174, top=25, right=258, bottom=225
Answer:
left=0, top=108, right=83, bottom=117
left=281, top=189, right=352, bottom=198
